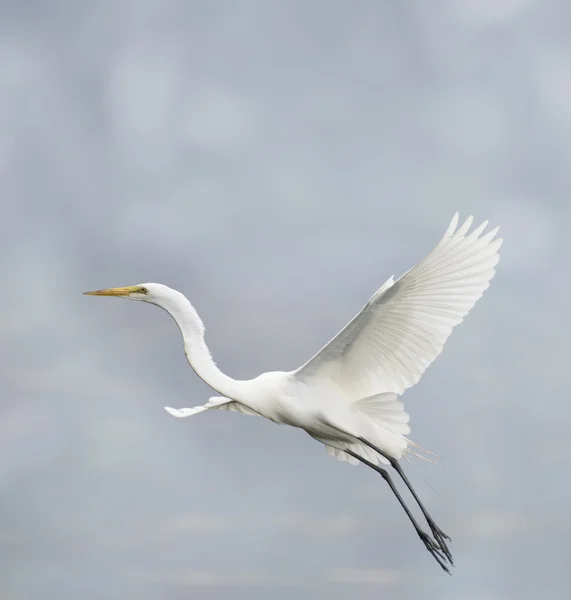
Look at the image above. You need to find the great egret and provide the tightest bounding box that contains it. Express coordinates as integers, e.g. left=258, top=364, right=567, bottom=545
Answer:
left=85, top=213, right=501, bottom=573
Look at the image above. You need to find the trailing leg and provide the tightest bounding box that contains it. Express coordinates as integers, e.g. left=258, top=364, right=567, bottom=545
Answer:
left=358, top=437, right=453, bottom=564
left=345, top=449, right=451, bottom=574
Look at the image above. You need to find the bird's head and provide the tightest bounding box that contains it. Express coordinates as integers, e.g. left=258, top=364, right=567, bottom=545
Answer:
left=83, top=283, right=175, bottom=305
left=84, top=282, right=201, bottom=332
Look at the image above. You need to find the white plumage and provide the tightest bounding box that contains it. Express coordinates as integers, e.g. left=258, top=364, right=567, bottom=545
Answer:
left=85, top=213, right=502, bottom=574
left=295, top=213, right=501, bottom=398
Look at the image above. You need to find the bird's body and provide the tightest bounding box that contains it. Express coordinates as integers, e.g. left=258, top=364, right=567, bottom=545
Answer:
left=216, top=372, right=402, bottom=455
left=85, top=213, right=502, bottom=573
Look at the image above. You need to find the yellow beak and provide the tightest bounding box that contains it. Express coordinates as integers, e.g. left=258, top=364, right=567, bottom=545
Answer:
left=83, top=286, right=140, bottom=297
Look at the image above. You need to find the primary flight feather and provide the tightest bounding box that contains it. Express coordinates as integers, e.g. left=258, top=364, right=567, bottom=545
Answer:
left=85, top=213, right=502, bottom=574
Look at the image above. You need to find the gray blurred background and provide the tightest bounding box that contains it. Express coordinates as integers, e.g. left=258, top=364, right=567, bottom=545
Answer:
left=1, top=1, right=570, bottom=599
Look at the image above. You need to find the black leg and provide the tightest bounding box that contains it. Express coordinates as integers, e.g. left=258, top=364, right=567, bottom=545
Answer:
left=345, top=449, right=451, bottom=574
left=357, top=437, right=453, bottom=564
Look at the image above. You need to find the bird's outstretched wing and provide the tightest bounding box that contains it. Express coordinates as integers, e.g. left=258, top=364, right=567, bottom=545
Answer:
left=165, top=397, right=261, bottom=418
left=293, top=214, right=502, bottom=399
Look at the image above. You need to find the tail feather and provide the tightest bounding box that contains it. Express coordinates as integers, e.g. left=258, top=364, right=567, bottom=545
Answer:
left=405, top=439, right=443, bottom=465
left=353, top=392, right=411, bottom=436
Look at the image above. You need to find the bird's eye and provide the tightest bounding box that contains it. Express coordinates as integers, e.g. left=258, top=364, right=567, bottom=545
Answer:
left=140, top=287, right=148, bottom=294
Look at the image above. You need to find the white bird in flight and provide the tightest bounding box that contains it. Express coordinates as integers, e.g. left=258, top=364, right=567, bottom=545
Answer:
left=85, top=213, right=501, bottom=573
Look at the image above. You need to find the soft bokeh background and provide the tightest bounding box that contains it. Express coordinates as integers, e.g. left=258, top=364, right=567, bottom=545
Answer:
left=1, top=1, right=570, bottom=598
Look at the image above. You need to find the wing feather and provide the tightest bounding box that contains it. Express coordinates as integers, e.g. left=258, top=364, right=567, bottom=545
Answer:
left=293, top=213, right=502, bottom=399
left=165, top=397, right=261, bottom=418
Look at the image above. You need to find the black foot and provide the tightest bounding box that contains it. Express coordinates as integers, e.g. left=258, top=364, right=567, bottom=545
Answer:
left=418, top=530, right=452, bottom=574
left=427, top=519, right=453, bottom=565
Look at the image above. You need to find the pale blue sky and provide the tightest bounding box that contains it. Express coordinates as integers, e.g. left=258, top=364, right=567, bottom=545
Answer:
left=1, top=1, right=570, bottom=599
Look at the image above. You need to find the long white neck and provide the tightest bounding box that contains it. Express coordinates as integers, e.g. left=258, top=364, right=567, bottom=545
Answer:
left=155, top=291, right=245, bottom=400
